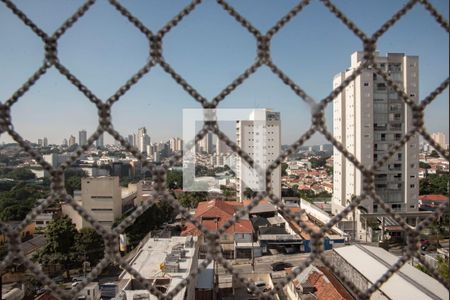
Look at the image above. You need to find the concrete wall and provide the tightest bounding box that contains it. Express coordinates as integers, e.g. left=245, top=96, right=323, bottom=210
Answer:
left=328, top=250, right=386, bottom=300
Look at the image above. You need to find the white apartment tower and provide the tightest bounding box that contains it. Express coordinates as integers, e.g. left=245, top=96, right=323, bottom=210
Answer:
left=137, top=127, right=151, bottom=153
left=333, top=52, right=419, bottom=238
left=236, top=109, right=281, bottom=201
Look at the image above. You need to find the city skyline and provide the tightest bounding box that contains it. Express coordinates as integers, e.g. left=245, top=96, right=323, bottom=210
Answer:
left=0, top=1, right=448, bottom=146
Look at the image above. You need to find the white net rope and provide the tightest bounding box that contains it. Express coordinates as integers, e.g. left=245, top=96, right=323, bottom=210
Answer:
left=0, top=0, right=448, bottom=299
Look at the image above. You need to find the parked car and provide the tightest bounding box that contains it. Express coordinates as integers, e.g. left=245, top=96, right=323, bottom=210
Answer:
left=247, top=281, right=271, bottom=294
left=72, top=276, right=86, bottom=282
left=271, top=262, right=293, bottom=271
left=52, top=276, right=64, bottom=284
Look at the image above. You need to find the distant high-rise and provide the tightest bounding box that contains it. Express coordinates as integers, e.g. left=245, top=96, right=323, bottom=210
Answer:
left=216, top=137, right=229, bottom=154
left=69, top=135, right=76, bottom=147
left=236, top=109, right=281, bottom=201
left=79, top=130, right=87, bottom=146
left=43, top=137, right=48, bottom=147
left=96, top=133, right=104, bottom=148
left=176, top=138, right=183, bottom=152
left=431, top=132, right=447, bottom=150
left=62, top=138, right=68, bottom=147
left=332, top=51, right=419, bottom=239
left=169, top=137, right=183, bottom=152
left=137, top=127, right=150, bottom=153
left=199, top=132, right=213, bottom=154
left=169, top=138, right=177, bottom=152
left=37, top=139, right=43, bottom=147
left=127, top=134, right=134, bottom=147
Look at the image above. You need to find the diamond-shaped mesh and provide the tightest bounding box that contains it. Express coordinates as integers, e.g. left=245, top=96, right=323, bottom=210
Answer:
left=0, top=0, right=448, bottom=299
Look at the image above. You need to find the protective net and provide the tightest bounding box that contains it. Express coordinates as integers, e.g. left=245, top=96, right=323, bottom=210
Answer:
left=0, top=0, right=448, bottom=299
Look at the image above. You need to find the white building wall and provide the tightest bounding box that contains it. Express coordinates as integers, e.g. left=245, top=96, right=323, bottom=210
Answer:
left=332, top=52, right=419, bottom=239
left=236, top=110, right=281, bottom=201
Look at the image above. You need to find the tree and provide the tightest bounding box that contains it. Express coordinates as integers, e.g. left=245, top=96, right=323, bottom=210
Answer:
left=309, top=156, right=329, bottom=169
left=326, top=166, right=333, bottom=176
left=177, top=192, right=208, bottom=208
left=416, top=256, right=449, bottom=282
left=167, top=170, right=183, bottom=190
left=123, top=202, right=174, bottom=247
left=0, top=167, right=36, bottom=181
left=281, top=163, right=288, bottom=176
left=64, top=168, right=87, bottom=195
left=0, top=182, right=48, bottom=221
left=75, top=228, right=105, bottom=266
left=419, top=161, right=431, bottom=169
left=243, top=187, right=257, bottom=199
left=36, top=216, right=79, bottom=279
left=220, top=185, right=236, bottom=200
left=0, top=180, right=16, bottom=192
left=429, top=150, right=440, bottom=158
left=436, top=256, right=449, bottom=282
left=419, top=173, right=449, bottom=195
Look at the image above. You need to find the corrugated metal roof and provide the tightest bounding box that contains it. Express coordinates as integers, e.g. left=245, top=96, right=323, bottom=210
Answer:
left=334, top=245, right=449, bottom=300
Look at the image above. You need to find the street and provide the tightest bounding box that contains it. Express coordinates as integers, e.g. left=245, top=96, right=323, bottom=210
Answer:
left=217, top=253, right=311, bottom=275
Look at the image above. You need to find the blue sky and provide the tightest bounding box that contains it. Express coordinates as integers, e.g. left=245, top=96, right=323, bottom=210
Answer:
left=0, top=0, right=448, bottom=146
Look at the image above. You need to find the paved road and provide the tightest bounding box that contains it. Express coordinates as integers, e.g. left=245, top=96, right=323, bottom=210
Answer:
left=217, top=253, right=310, bottom=275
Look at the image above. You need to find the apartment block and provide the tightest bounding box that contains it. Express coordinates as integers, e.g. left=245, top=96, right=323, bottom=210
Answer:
left=236, top=109, right=281, bottom=201
left=332, top=52, right=419, bottom=238
left=62, top=176, right=122, bottom=229
left=431, top=132, right=447, bottom=150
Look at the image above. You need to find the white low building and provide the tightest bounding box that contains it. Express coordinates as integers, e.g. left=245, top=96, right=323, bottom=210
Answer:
left=34, top=212, right=54, bottom=230
left=118, top=236, right=200, bottom=300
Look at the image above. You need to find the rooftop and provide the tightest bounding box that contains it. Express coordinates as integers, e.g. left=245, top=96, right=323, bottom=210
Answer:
left=120, top=236, right=198, bottom=300
left=334, top=245, right=449, bottom=300
left=418, top=194, right=448, bottom=202
left=181, top=200, right=253, bottom=236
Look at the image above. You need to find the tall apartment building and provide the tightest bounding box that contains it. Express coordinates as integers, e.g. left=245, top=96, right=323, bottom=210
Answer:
left=96, top=133, right=104, bottom=148
left=199, top=132, right=213, bottom=154
left=68, top=135, right=76, bottom=147
left=236, top=109, right=281, bottom=201
left=79, top=130, right=87, bottom=146
left=431, top=132, right=447, bottom=150
left=332, top=52, right=419, bottom=239
left=137, top=127, right=151, bottom=153
left=62, top=176, right=122, bottom=229
left=216, top=137, right=229, bottom=154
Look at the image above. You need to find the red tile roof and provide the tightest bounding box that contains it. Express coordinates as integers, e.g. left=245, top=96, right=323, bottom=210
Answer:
left=306, top=271, right=347, bottom=300
left=419, top=194, right=448, bottom=201
left=181, top=199, right=253, bottom=236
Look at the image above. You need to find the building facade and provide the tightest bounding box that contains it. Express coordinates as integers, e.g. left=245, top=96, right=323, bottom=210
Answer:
left=96, top=133, right=104, bottom=148
left=68, top=135, right=76, bottom=147
left=431, top=132, right=447, bottom=150
left=236, top=109, right=281, bottom=201
left=137, top=127, right=150, bottom=153
left=332, top=52, right=419, bottom=239
left=79, top=130, right=87, bottom=146
left=62, top=176, right=122, bottom=229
